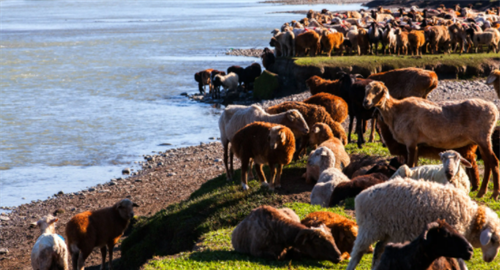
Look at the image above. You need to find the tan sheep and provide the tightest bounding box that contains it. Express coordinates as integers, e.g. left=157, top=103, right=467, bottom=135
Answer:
left=367, top=67, right=438, bottom=99
left=31, top=215, right=69, bottom=270
left=486, top=69, right=500, bottom=99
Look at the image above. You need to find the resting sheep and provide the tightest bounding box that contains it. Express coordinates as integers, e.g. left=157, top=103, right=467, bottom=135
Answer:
left=301, top=211, right=372, bottom=260
left=219, top=104, right=309, bottom=182
left=66, top=198, right=138, bottom=270
left=303, top=92, right=348, bottom=123
left=231, top=122, right=295, bottom=190
left=309, top=147, right=350, bottom=207
left=308, top=123, right=350, bottom=170
left=374, top=219, right=473, bottom=270
left=367, top=67, right=438, bottom=99
left=328, top=173, right=388, bottom=206
left=31, top=215, right=69, bottom=270
left=346, top=178, right=500, bottom=270
left=231, top=205, right=342, bottom=263
left=390, top=150, right=471, bottom=193
left=363, top=81, right=499, bottom=199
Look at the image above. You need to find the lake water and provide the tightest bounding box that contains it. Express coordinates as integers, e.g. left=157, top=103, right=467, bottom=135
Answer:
left=0, top=0, right=362, bottom=207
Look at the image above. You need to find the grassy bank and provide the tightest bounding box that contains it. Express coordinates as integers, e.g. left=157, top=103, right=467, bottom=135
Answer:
left=295, top=53, right=499, bottom=71
left=121, top=130, right=499, bottom=269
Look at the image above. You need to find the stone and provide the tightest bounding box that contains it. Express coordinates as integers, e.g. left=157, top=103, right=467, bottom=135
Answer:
left=253, top=70, right=279, bottom=100
left=88, top=188, right=96, bottom=192
left=214, top=158, right=222, bottom=162
left=109, top=182, right=117, bottom=186
left=167, top=173, right=176, bottom=177
left=122, top=168, right=131, bottom=174
left=0, top=216, right=10, bottom=221
left=0, top=248, right=9, bottom=255
left=98, top=190, right=111, bottom=193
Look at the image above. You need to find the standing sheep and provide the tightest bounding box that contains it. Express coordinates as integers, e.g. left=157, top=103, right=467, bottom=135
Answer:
left=346, top=178, right=500, bottom=270
left=272, top=29, right=295, bottom=57
left=66, top=198, right=138, bottom=270
left=213, top=72, right=239, bottom=93
left=308, top=123, right=350, bottom=169
left=227, top=65, right=245, bottom=86
left=31, top=215, right=69, bottom=270
left=232, top=205, right=342, bottom=263
left=408, top=30, right=426, bottom=55
left=306, top=75, right=342, bottom=96
left=295, top=30, right=321, bottom=57
left=363, top=81, right=499, bottom=199
left=367, top=67, right=438, bottom=99
left=230, top=122, right=295, bottom=190
left=242, top=63, right=262, bottom=91
left=303, top=92, right=349, bottom=123
left=395, top=28, right=409, bottom=55
left=320, top=30, right=345, bottom=56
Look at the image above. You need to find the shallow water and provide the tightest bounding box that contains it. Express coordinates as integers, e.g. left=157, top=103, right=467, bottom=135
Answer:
left=0, top=0, right=362, bottom=207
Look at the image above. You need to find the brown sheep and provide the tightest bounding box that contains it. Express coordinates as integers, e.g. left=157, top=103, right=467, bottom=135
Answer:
left=66, top=198, right=138, bottom=270
left=356, top=28, right=370, bottom=55
left=426, top=25, right=451, bottom=54
left=367, top=67, right=438, bottom=99
left=301, top=211, right=373, bottom=260
left=329, top=173, right=389, bottom=206
left=306, top=75, right=342, bottom=96
left=486, top=69, right=500, bottom=99
left=194, top=69, right=214, bottom=95
left=266, top=102, right=347, bottom=153
left=448, top=22, right=467, bottom=54
left=364, top=81, right=500, bottom=199
left=395, top=28, right=409, bottom=55
left=232, top=205, right=342, bottom=263
left=376, top=113, right=481, bottom=191
left=321, top=30, right=345, bottom=56
left=303, top=93, right=348, bottom=123
left=295, top=30, right=321, bottom=57
left=269, top=36, right=282, bottom=57
left=408, top=30, right=426, bottom=55
left=231, top=122, right=295, bottom=191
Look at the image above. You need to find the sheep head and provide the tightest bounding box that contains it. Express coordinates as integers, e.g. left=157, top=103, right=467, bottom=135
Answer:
left=281, top=109, right=309, bottom=136
left=268, top=126, right=288, bottom=150
left=421, top=219, right=473, bottom=261
left=36, top=215, right=58, bottom=234
left=113, top=198, right=138, bottom=221
left=294, top=224, right=342, bottom=263
left=439, top=150, right=472, bottom=181
left=364, top=81, right=390, bottom=109
left=309, top=147, right=336, bottom=172
left=309, top=123, right=333, bottom=147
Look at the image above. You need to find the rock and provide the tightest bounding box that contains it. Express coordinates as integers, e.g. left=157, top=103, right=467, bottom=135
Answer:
left=253, top=70, right=279, bottom=100
left=180, top=92, right=188, bottom=96
left=98, top=190, right=111, bottom=193
left=0, top=248, right=9, bottom=255
left=53, top=208, right=65, bottom=216
left=122, top=168, right=131, bottom=174
left=88, top=188, right=96, bottom=192
left=167, top=173, right=176, bottom=177
left=209, top=137, right=215, bottom=140
left=214, top=158, right=222, bottom=162
left=135, top=179, right=143, bottom=183
left=0, top=216, right=10, bottom=221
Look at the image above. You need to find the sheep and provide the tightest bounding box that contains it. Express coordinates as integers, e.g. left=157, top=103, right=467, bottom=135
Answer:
left=374, top=219, right=473, bottom=270
left=261, top=47, right=275, bottom=70
left=364, top=81, right=499, bottom=199
left=278, top=207, right=301, bottom=223
left=194, top=69, right=213, bottom=95
left=66, top=198, right=138, bottom=270
left=305, top=75, right=342, bottom=96
left=345, top=178, right=500, bottom=270
left=295, top=30, right=320, bottom=57
left=381, top=24, right=397, bottom=55
left=426, top=25, right=451, bottom=54
left=320, top=30, right=344, bottom=56
left=213, top=72, right=239, bottom=93
left=231, top=205, right=342, bottom=263
left=346, top=25, right=369, bottom=55
left=394, top=28, right=409, bottom=55
left=477, top=126, right=500, bottom=162
left=272, top=29, right=295, bottom=57
left=219, top=105, right=309, bottom=182
left=367, top=67, right=438, bottom=99
left=408, top=30, right=426, bottom=55
left=342, top=154, right=387, bottom=178
left=308, top=123, right=350, bottom=168
left=301, top=211, right=372, bottom=260
left=31, top=215, right=69, bottom=270
left=269, top=36, right=282, bottom=57
left=227, top=65, right=244, bottom=86
left=242, top=63, right=262, bottom=91
left=209, top=70, right=226, bottom=99
left=231, top=122, right=295, bottom=190
left=390, top=150, right=472, bottom=193
left=266, top=101, right=347, bottom=156
left=370, top=10, right=394, bottom=22
left=468, top=28, right=499, bottom=53
left=448, top=22, right=468, bottom=54
left=368, top=22, right=384, bottom=55
left=375, top=113, right=481, bottom=190
left=303, top=92, right=348, bottom=123
left=329, top=173, right=389, bottom=206
left=309, top=147, right=350, bottom=207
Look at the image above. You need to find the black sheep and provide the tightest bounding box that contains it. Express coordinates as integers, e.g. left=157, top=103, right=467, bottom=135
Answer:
left=227, top=65, right=245, bottom=86
left=242, top=63, right=262, bottom=91
left=328, top=173, right=388, bottom=206
left=261, top=47, right=275, bottom=71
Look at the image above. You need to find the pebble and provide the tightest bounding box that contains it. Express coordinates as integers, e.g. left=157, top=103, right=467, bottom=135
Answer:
left=135, top=179, right=143, bottom=183
left=214, top=158, right=222, bottom=162
left=0, top=216, right=10, bottom=221
left=109, top=182, right=117, bottom=186
left=0, top=248, right=9, bottom=255
left=98, top=190, right=110, bottom=193
left=88, top=188, right=96, bottom=192
left=122, top=168, right=131, bottom=174
left=167, top=173, right=176, bottom=177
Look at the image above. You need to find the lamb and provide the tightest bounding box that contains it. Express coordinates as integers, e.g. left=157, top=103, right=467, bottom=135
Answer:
left=301, top=211, right=373, bottom=260
left=376, top=113, right=481, bottom=190
left=367, top=67, right=438, bottom=99
left=303, top=92, right=348, bottom=123
left=308, top=123, right=350, bottom=169
left=213, top=72, right=239, bottom=93
left=363, top=81, right=499, bottom=199
left=31, top=215, right=69, bottom=270
left=374, top=219, right=473, bottom=270
left=231, top=205, right=342, bottom=263
left=266, top=101, right=347, bottom=157
left=219, top=104, right=309, bottom=182
left=231, top=122, right=295, bottom=190
left=346, top=178, right=500, bottom=270
left=227, top=65, right=245, bottom=86
left=486, top=69, right=500, bottom=99
left=295, top=30, right=320, bottom=57
left=328, top=173, right=388, bottom=206
left=390, top=150, right=471, bottom=193
left=408, top=30, right=426, bottom=55
left=309, top=147, right=350, bottom=207
left=395, top=28, right=409, bottom=55
left=66, top=198, right=138, bottom=270
left=305, top=75, right=342, bottom=96
left=320, top=30, right=345, bottom=56
left=194, top=69, right=213, bottom=95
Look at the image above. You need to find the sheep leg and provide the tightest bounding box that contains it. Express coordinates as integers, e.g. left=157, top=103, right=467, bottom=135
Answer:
left=369, top=118, right=376, bottom=143
left=372, top=240, right=388, bottom=270
left=248, top=159, right=255, bottom=180
left=240, top=156, right=250, bottom=191
left=230, top=149, right=234, bottom=178
left=255, top=164, right=267, bottom=186
left=223, top=141, right=231, bottom=181
left=71, top=251, right=79, bottom=270
left=465, top=153, right=480, bottom=191
left=478, top=143, right=500, bottom=199
left=107, top=243, right=114, bottom=270
left=356, top=116, right=365, bottom=148
left=275, top=164, right=283, bottom=189
left=100, top=247, right=107, bottom=270
left=346, top=234, right=374, bottom=270
left=348, top=115, right=354, bottom=143
left=77, top=250, right=91, bottom=270
left=268, top=163, right=278, bottom=191
left=407, top=144, right=419, bottom=167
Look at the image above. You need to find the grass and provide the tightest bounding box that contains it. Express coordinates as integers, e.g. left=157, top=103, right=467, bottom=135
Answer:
left=294, top=53, right=499, bottom=72
left=122, top=129, right=500, bottom=270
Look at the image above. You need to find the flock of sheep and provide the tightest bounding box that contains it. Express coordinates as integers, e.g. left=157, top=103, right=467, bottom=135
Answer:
left=269, top=4, right=500, bottom=57
left=218, top=62, right=500, bottom=268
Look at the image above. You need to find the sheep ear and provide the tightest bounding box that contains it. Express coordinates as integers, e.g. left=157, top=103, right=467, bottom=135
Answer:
left=280, top=132, right=286, bottom=144
left=460, top=157, right=473, bottom=168
left=480, top=227, right=493, bottom=246
left=287, top=113, right=295, bottom=121
left=321, top=150, right=328, bottom=156
left=314, top=126, right=320, bottom=133
left=423, top=222, right=440, bottom=240
left=486, top=74, right=497, bottom=85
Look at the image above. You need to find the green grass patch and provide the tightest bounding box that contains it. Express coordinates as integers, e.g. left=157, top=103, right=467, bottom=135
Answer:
left=295, top=53, right=499, bottom=71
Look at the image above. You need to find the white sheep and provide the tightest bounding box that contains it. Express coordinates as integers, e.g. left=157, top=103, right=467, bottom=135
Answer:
left=309, top=147, right=350, bottom=207
left=346, top=178, right=500, bottom=270
left=213, top=72, right=239, bottom=93
left=271, top=29, right=295, bottom=57
left=31, top=215, right=69, bottom=270
left=390, top=150, right=472, bottom=193
left=219, top=104, right=309, bottom=181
